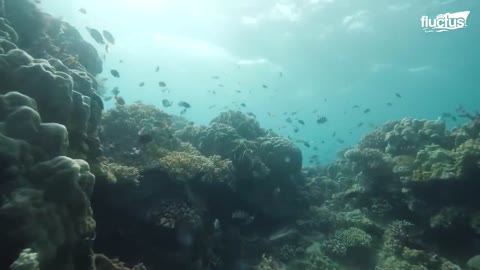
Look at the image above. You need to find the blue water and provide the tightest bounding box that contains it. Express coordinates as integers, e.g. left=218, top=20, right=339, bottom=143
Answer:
left=40, top=0, right=480, bottom=165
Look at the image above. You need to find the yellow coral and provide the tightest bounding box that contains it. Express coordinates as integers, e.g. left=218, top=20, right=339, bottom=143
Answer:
left=158, top=151, right=234, bottom=184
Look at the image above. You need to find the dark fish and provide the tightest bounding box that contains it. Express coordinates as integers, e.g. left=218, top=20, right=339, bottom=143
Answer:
left=180, top=108, right=187, bottom=115
left=363, top=108, right=371, bottom=114
left=240, top=103, right=246, bottom=107
left=102, top=30, right=115, bottom=45
left=286, top=117, right=292, bottom=123
left=313, top=146, right=318, bottom=151
left=293, top=127, right=299, bottom=133
left=395, top=92, right=402, bottom=98
left=218, top=84, right=224, bottom=87
left=162, top=99, right=172, bottom=107
left=105, top=44, right=109, bottom=53
left=279, top=72, right=283, bottom=78
left=115, top=96, right=125, bottom=105
left=119, top=59, right=123, bottom=63
left=79, top=8, right=87, bottom=14
left=103, top=96, right=113, bottom=101
left=208, top=105, right=216, bottom=109
left=451, top=116, right=457, bottom=121
left=155, top=66, right=160, bottom=72
left=291, top=112, right=298, bottom=115
left=303, top=141, right=310, bottom=148
left=386, top=102, right=392, bottom=106
left=178, top=101, right=191, bottom=108
left=158, top=81, right=167, bottom=87
left=332, top=131, right=336, bottom=137
left=262, top=84, right=268, bottom=89
left=321, top=140, right=325, bottom=144
left=86, top=27, right=105, bottom=44
left=211, top=75, right=220, bottom=79
left=324, top=98, right=327, bottom=102
left=139, top=82, right=145, bottom=87
left=312, top=109, right=318, bottom=113
left=110, top=69, right=120, bottom=78
left=441, top=112, right=453, bottom=118
left=357, top=122, right=364, bottom=127
left=138, top=133, right=153, bottom=145
left=247, top=112, right=256, bottom=118
left=112, top=87, right=120, bottom=96
left=337, top=138, right=345, bottom=144
left=352, top=105, right=360, bottom=108
left=298, top=120, right=305, bottom=125
left=316, top=116, right=328, bottom=124
left=34, top=0, right=41, bottom=3
left=236, top=90, right=242, bottom=93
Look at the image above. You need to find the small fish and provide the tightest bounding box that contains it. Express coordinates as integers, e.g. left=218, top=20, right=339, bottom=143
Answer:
left=138, top=82, right=145, bottom=87
left=352, top=105, right=360, bottom=108
left=337, top=138, right=345, bottom=144
left=119, top=59, right=123, bottom=63
left=312, top=109, right=318, bottom=113
left=293, top=127, right=299, bottom=133
left=213, top=219, right=221, bottom=230
left=115, top=96, right=125, bottom=105
left=232, top=210, right=255, bottom=225
left=286, top=117, right=292, bottom=123
left=298, top=120, right=305, bottom=125
left=180, top=108, right=187, bottom=115
left=211, top=75, right=220, bottom=79
left=78, top=8, right=87, bottom=14
left=178, top=101, right=191, bottom=108
left=395, top=92, right=402, bottom=98
left=247, top=112, right=256, bottom=118
left=218, top=84, right=224, bottom=87
left=102, top=30, right=115, bottom=45
left=313, top=146, right=319, bottom=151
left=236, top=90, right=242, bottom=93
left=105, top=44, right=109, bottom=53
left=86, top=27, right=105, bottom=44
left=332, top=131, right=336, bottom=137
left=262, top=84, right=268, bottom=89
left=103, top=96, right=113, bottom=101
left=158, top=81, right=167, bottom=87
left=112, top=87, right=120, bottom=96
left=155, top=66, right=160, bottom=72
left=357, top=122, right=364, bottom=127
left=34, top=0, right=41, bottom=3
left=324, top=98, right=327, bottom=102
left=303, top=141, right=310, bottom=148
left=110, top=69, right=120, bottom=78
left=291, top=112, right=298, bottom=115
left=386, top=102, right=392, bottom=106
left=162, top=99, right=172, bottom=107
left=363, top=108, right=371, bottom=114
left=321, top=140, right=325, bottom=144
left=240, top=103, right=246, bottom=107
left=279, top=72, right=283, bottom=78
left=208, top=105, right=216, bottom=109
left=316, top=116, right=328, bottom=124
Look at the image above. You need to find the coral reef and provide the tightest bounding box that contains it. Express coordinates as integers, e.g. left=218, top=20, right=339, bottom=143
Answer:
left=158, top=150, right=234, bottom=185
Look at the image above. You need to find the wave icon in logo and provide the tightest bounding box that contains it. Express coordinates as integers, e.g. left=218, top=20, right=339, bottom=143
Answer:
left=421, top=11, right=470, bottom=32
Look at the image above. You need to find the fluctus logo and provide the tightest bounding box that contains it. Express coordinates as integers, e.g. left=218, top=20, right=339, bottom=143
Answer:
left=421, top=11, right=470, bottom=32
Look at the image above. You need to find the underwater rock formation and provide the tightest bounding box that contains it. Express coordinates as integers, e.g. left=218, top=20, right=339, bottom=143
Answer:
left=0, top=92, right=96, bottom=270
left=0, top=17, right=103, bottom=163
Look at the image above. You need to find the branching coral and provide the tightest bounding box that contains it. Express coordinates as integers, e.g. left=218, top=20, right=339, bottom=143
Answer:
left=158, top=151, right=234, bottom=185
left=108, top=163, right=140, bottom=185
left=145, top=200, right=201, bottom=230
left=322, top=227, right=372, bottom=257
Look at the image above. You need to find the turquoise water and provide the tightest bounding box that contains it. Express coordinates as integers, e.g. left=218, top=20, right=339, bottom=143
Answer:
left=41, top=0, right=480, bottom=165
